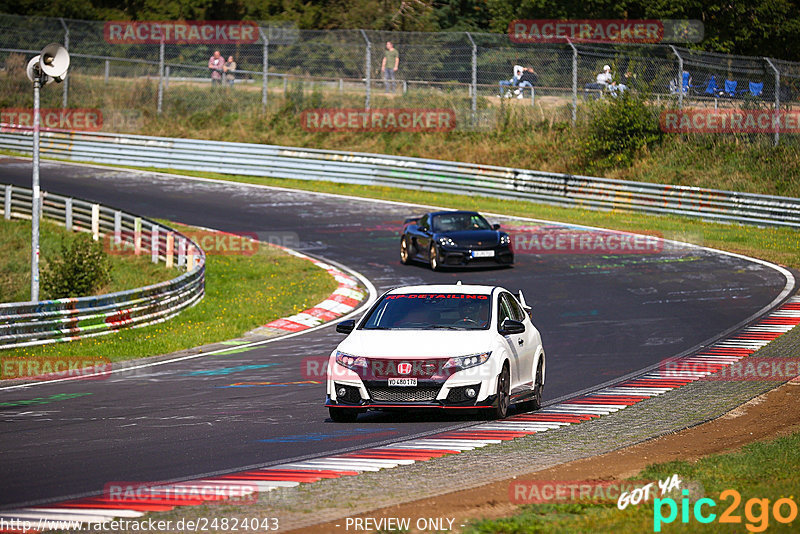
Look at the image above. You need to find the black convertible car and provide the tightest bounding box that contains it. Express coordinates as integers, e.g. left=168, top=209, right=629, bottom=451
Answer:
left=400, top=210, right=514, bottom=270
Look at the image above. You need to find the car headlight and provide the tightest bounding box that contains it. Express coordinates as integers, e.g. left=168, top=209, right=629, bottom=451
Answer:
left=438, top=236, right=457, bottom=248
left=499, top=234, right=511, bottom=245
left=335, top=351, right=367, bottom=370
left=444, top=352, right=491, bottom=371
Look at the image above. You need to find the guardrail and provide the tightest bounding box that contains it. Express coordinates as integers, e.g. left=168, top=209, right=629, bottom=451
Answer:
left=0, top=182, right=205, bottom=350
left=1, top=127, right=799, bottom=228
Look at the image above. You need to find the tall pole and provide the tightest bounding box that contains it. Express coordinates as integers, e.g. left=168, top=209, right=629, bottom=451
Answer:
left=157, top=38, right=164, bottom=114
left=670, top=45, right=683, bottom=109
left=764, top=57, right=780, bottom=146
left=31, top=76, right=41, bottom=302
left=260, top=27, right=269, bottom=112
left=59, top=18, right=69, bottom=109
left=360, top=29, right=371, bottom=110
left=567, top=39, right=577, bottom=125
left=466, top=32, right=477, bottom=126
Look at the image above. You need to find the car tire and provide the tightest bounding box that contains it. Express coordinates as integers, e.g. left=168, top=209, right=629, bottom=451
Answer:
left=532, top=357, right=544, bottom=410
left=400, top=237, right=412, bottom=264
left=518, top=358, right=544, bottom=413
left=429, top=243, right=441, bottom=271
left=329, top=407, right=359, bottom=423
left=488, top=364, right=510, bottom=420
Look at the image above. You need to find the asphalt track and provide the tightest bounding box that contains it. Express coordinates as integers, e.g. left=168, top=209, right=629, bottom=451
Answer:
left=0, top=158, right=791, bottom=509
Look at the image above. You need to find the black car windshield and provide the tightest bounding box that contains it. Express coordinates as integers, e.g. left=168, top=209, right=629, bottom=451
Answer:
left=431, top=213, right=492, bottom=232
left=362, top=293, right=492, bottom=330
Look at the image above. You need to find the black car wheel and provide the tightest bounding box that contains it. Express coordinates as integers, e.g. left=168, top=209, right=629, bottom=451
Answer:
left=400, top=237, right=412, bottom=264
left=429, top=243, right=441, bottom=271
left=519, top=358, right=544, bottom=413
left=531, top=358, right=544, bottom=410
left=329, top=407, right=359, bottom=423
left=488, top=364, right=510, bottom=420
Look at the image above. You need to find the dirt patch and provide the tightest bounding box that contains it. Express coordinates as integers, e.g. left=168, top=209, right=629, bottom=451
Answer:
left=301, top=377, right=800, bottom=533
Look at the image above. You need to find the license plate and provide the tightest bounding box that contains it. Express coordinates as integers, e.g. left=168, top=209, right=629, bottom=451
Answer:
left=471, top=250, right=495, bottom=258
left=388, top=378, right=417, bottom=387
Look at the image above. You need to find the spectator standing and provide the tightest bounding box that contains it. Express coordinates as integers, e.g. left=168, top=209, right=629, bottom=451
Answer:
left=224, top=56, right=237, bottom=87
left=208, top=50, right=224, bottom=86
left=381, top=41, right=399, bottom=93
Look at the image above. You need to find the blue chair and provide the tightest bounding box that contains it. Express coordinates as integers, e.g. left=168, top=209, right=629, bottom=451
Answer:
left=723, top=80, right=738, bottom=98
left=682, top=71, right=692, bottom=94
left=704, top=75, right=719, bottom=97
left=748, top=82, right=763, bottom=97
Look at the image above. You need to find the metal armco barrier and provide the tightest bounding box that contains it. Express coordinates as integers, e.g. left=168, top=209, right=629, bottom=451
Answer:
left=0, top=183, right=205, bottom=350
left=1, top=127, right=799, bottom=228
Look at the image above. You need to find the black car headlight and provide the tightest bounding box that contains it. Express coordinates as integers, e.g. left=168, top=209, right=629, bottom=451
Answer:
left=335, top=351, right=367, bottom=370
left=443, top=351, right=491, bottom=371
left=438, top=236, right=458, bottom=248
left=499, top=234, right=511, bottom=246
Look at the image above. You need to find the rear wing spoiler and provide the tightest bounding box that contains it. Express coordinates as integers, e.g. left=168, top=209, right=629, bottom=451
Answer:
left=518, top=290, right=532, bottom=317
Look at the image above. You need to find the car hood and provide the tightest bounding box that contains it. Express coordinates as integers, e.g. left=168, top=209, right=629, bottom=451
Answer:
left=337, top=329, right=494, bottom=358
left=437, top=229, right=500, bottom=247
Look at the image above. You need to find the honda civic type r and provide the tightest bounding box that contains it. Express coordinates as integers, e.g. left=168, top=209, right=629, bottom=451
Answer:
left=325, top=284, right=545, bottom=422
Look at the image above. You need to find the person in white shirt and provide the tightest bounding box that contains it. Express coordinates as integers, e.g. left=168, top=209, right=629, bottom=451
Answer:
left=499, top=64, right=524, bottom=97
left=596, top=64, right=627, bottom=96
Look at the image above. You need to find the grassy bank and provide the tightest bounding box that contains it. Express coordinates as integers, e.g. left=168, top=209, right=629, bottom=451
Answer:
left=0, top=221, right=338, bottom=364
left=2, top=66, right=798, bottom=198
left=144, top=105, right=800, bottom=199
left=464, top=429, right=800, bottom=533
left=0, top=218, right=173, bottom=303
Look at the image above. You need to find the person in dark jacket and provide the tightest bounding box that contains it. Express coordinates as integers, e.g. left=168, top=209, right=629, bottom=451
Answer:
left=514, top=67, right=538, bottom=98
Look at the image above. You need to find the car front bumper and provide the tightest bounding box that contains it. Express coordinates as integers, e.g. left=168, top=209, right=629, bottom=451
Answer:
left=437, top=245, right=514, bottom=267
left=326, top=378, right=499, bottom=410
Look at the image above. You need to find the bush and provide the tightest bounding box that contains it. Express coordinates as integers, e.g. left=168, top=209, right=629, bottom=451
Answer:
left=42, top=234, right=112, bottom=299
left=583, top=92, right=664, bottom=169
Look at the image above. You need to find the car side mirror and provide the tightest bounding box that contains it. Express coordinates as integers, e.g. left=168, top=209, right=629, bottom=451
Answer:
left=336, top=319, right=355, bottom=334
left=492, top=223, right=501, bottom=230
left=500, top=318, right=525, bottom=335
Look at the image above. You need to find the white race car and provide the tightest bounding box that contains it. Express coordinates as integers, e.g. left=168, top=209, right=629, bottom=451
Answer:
left=325, top=284, right=545, bottom=422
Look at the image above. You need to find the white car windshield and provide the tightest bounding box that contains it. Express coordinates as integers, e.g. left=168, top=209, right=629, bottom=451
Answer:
left=362, top=293, right=492, bottom=330
left=431, top=213, right=492, bottom=232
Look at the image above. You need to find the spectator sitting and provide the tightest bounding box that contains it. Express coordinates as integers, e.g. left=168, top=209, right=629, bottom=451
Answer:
left=208, top=50, right=224, bottom=86
left=514, top=66, right=538, bottom=98
left=498, top=64, right=524, bottom=97
left=223, top=56, right=236, bottom=87
left=596, top=64, right=627, bottom=97
left=623, top=71, right=637, bottom=91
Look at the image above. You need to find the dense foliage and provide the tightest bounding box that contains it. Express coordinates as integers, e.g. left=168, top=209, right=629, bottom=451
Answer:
left=0, top=0, right=797, bottom=60
left=583, top=92, right=664, bottom=170
left=42, top=234, right=112, bottom=299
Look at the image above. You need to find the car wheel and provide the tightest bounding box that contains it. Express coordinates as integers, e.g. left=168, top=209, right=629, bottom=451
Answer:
left=329, top=407, right=359, bottom=423
left=429, top=243, right=441, bottom=271
left=488, top=364, right=510, bottom=420
left=518, top=358, right=544, bottom=413
left=530, top=358, right=544, bottom=410
left=400, top=237, right=412, bottom=264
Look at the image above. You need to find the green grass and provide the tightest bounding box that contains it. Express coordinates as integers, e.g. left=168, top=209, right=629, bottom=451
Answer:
left=0, top=221, right=338, bottom=364
left=464, top=430, right=800, bottom=533
left=0, top=218, right=174, bottom=303
left=3, top=66, right=798, bottom=198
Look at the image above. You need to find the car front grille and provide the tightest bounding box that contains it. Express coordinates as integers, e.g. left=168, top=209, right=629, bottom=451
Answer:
left=367, top=386, right=441, bottom=402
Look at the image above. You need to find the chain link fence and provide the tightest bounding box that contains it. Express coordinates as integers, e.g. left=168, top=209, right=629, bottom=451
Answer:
left=1, top=13, right=798, bottom=143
